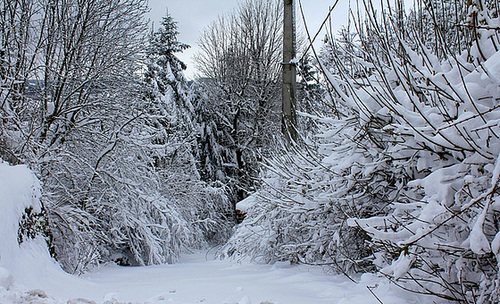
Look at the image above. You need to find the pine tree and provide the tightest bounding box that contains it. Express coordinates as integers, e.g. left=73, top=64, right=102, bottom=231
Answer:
left=144, top=14, right=197, bottom=177
left=142, top=13, right=234, bottom=248
left=146, top=14, right=190, bottom=98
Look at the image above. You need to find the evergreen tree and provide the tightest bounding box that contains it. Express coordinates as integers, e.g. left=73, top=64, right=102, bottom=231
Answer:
left=144, top=14, right=197, bottom=178
left=146, top=14, right=190, bottom=100
left=142, top=13, right=234, bottom=249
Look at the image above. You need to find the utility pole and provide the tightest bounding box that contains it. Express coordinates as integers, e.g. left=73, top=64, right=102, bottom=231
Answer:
left=282, top=0, right=297, bottom=144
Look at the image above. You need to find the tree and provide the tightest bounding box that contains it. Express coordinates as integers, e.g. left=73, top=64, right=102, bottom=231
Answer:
left=143, top=13, right=234, bottom=249
left=194, top=0, right=283, bottom=202
left=146, top=14, right=190, bottom=99
left=144, top=13, right=197, bottom=177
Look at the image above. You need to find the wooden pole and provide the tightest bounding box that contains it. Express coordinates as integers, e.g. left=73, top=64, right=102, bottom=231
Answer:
left=282, top=0, right=297, bottom=143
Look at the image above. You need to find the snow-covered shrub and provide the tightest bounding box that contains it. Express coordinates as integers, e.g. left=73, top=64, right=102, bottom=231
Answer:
left=0, top=160, right=43, bottom=259
left=328, top=0, right=500, bottom=302
left=17, top=206, right=56, bottom=259
left=44, top=102, right=233, bottom=272
left=219, top=114, right=399, bottom=272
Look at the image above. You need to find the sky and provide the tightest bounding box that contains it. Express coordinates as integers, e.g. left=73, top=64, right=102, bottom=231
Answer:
left=146, top=0, right=350, bottom=79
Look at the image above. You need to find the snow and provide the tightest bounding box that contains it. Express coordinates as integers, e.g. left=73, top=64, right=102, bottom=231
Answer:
left=46, top=101, right=55, bottom=116
left=235, top=194, right=257, bottom=212
left=0, top=251, right=439, bottom=304
left=492, top=229, right=500, bottom=256
left=0, top=268, right=13, bottom=290
left=380, top=253, right=414, bottom=280
left=0, top=160, right=92, bottom=297
left=485, top=43, right=500, bottom=80
left=0, top=161, right=46, bottom=283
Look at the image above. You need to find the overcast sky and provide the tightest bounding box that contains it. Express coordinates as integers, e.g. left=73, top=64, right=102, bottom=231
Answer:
left=146, top=0, right=349, bottom=79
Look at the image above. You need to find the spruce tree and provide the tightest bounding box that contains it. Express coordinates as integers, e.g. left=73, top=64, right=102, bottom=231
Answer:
left=144, top=14, right=197, bottom=176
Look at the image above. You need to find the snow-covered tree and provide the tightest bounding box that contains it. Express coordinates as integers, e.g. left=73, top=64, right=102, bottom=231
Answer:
left=0, top=0, right=155, bottom=272
left=142, top=13, right=234, bottom=249
left=144, top=13, right=197, bottom=179
left=194, top=0, right=283, bottom=203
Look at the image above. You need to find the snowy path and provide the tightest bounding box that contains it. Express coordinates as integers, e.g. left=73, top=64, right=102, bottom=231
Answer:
left=1, top=251, right=440, bottom=304
left=80, top=252, right=351, bottom=304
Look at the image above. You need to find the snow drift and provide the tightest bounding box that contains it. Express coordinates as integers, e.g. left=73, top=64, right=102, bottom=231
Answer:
left=0, top=160, right=77, bottom=291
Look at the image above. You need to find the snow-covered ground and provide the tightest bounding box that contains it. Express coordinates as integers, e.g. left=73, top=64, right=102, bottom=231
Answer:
left=1, top=250, right=442, bottom=304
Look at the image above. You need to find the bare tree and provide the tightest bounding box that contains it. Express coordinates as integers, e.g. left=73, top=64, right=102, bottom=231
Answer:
left=194, top=0, right=283, bottom=202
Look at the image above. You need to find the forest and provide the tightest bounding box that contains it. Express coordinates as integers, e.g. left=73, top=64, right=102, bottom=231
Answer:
left=1, top=0, right=500, bottom=303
